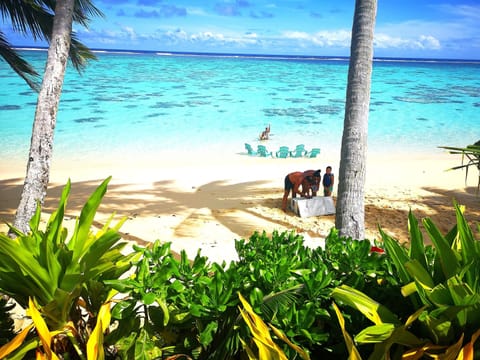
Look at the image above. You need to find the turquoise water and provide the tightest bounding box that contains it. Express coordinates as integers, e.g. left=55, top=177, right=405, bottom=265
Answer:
left=1, top=50, right=479, bottom=164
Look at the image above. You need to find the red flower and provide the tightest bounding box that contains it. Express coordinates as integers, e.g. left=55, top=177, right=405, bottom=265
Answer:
left=370, top=246, right=385, bottom=254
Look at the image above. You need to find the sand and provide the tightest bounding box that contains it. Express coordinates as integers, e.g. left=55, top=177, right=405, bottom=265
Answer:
left=1, top=148, right=479, bottom=264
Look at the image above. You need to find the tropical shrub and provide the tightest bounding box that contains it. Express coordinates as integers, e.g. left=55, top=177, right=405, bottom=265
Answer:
left=0, top=177, right=135, bottom=359
left=106, top=229, right=403, bottom=359
left=332, top=202, right=480, bottom=359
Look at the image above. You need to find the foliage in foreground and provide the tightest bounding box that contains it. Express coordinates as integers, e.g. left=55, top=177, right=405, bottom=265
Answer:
left=0, top=179, right=479, bottom=359
left=105, top=227, right=401, bottom=359
left=332, top=201, right=480, bottom=359
left=0, top=177, right=136, bottom=359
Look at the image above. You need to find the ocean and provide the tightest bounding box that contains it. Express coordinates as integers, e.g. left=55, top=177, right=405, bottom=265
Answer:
left=0, top=49, right=479, bottom=165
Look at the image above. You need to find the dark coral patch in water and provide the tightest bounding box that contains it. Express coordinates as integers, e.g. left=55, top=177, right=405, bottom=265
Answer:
left=309, top=105, right=342, bottom=115
left=0, top=105, right=21, bottom=110
left=74, top=117, right=103, bottom=123
left=151, top=102, right=185, bottom=109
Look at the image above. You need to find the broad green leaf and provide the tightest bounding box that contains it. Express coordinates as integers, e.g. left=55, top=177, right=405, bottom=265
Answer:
left=45, top=179, right=70, bottom=246
left=453, top=202, right=478, bottom=287
left=29, top=202, right=42, bottom=233
left=133, top=329, right=151, bottom=360
left=70, top=177, right=111, bottom=262
left=331, top=285, right=399, bottom=325
left=379, top=228, right=411, bottom=284
left=407, top=210, right=428, bottom=270
left=405, top=260, right=435, bottom=289
left=0, top=237, right=54, bottom=302
left=423, top=217, right=459, bottom=280
left=354, top=323, right=395, bottom=343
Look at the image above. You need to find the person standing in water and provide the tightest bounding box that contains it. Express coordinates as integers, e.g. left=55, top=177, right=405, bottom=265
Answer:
left=259, top=124, right=270, bottom=140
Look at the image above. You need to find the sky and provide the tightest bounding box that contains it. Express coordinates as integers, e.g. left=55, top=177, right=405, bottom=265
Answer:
left=4, top=0, right=480, bottom=60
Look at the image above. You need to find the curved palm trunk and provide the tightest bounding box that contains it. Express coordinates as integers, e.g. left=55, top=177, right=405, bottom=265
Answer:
left=335, top=0, right=377, bottom=240
left=13, top=0, right=75, bottom=233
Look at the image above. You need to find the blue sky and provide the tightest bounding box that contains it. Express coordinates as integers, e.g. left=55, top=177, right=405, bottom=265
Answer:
left=5, top=0, right=480, bottom=59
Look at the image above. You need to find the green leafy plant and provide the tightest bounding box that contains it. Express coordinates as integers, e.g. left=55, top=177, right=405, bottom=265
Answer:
left=332, top=202, right=480, bottom=359
left=0, top=177, right=135, bottom=358
left=107, top=229, right=403, bottom=359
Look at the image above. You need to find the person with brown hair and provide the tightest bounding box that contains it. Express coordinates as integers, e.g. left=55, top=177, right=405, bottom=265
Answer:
left=281, top=169, right=321, bottom=211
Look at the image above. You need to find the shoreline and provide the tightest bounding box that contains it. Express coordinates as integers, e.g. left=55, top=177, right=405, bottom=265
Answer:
left=1, top=149, right=479, bottom=263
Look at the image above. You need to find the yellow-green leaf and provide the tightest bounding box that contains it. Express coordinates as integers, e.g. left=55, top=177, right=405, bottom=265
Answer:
left=0, top=324, right=33, bottom=358
left=27, top=298, right=52, bottom=358
left=332, top=302, right=362, bottom=360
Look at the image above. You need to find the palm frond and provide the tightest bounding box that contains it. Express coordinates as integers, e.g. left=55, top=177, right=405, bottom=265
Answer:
left=261, top=284, right=304, bottom=320
left=0, top=31, right=40, bottom=91
left=439, top=142, right=480, bottom=194
left=69, top=33, right=97, bottom=72
left=0, top=0, right=101, bottom=86
left=73, top=0, right=104, bottom=25
left=0, top=0, right=53, bottom=40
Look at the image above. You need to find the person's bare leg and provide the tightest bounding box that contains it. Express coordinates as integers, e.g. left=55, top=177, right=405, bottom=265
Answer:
left=281, top=190, right=290, bottom=211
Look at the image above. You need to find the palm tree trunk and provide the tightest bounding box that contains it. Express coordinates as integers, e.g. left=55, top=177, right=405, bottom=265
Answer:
left=13, top=0, right=75, bottom=233
left=335, top=0, right=377, bottom=240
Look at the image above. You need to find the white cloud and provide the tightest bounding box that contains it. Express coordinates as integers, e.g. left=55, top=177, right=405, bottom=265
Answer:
left=374, top=33, right=441, bottom=50
left=282, top=27, right=442, bottom=52
left=157, top=28, right=259, bottom=47
left=283, top=29, right=351, bottom=47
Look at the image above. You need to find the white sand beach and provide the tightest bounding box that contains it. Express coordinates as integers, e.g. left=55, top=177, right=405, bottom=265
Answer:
left=1, top=149, right=479, bottom=264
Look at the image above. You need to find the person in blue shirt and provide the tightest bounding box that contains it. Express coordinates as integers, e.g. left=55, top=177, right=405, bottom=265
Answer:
left=322, top=166, right=334, bottom=196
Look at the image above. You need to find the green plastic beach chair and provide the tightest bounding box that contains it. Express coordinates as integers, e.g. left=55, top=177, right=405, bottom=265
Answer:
left=290, top=144, right=307, bottom=158
left=257, top=145, right=273, bottom=157
left=305, top=148, right=320, bottom=158
left=245, top=143, right=256, bottom=156
left=275, top=146, right=290, bottom=158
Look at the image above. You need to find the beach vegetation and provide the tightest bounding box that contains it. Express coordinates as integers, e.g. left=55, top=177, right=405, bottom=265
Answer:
left=1, top=178, right=479, bottom=359
left=332, top=202, right=480, bottom=358
left=0, top=177, right=135, bottom=359
left=335, top=0, right=377, bottom=240
left=104, top=229, right=401, bottom=359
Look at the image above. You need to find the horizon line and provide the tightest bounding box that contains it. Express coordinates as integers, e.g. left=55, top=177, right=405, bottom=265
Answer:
left=13, top=45, right=480, bottom=64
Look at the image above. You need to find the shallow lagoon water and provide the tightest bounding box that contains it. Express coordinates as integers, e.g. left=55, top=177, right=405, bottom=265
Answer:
left=0, top=50, right=479, bottom=164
